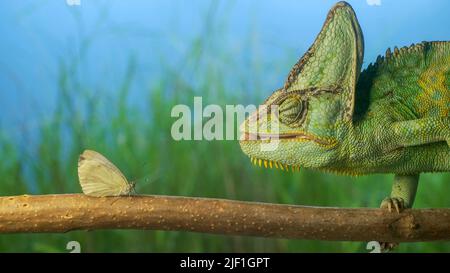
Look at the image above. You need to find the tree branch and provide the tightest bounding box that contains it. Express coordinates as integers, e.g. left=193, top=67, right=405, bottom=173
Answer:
left=0, top=194, right=449, bottom=242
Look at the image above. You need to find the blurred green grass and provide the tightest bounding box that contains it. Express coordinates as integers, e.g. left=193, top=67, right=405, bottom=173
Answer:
left=1, top=5, right=450, bottom=253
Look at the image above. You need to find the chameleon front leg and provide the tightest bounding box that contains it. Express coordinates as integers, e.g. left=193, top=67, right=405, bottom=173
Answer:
left=380, top=174, right=420, bottom=212
left=379, top=174, right=420, bottom=252
left=391, top=117, right=450, bottom=149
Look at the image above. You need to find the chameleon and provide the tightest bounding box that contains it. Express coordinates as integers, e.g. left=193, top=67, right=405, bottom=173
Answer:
left=239, top=1, right=450, bottom=248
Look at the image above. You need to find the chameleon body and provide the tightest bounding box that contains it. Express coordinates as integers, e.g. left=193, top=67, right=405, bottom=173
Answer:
left=239, top=1, right=450, bottom=214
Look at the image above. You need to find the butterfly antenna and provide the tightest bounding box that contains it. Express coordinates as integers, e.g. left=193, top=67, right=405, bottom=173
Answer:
left=132, top=169, right=161, bottom=191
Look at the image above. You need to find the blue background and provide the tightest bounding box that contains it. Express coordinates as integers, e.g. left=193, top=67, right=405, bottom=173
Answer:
left=2, top=0, right=450, bottom=132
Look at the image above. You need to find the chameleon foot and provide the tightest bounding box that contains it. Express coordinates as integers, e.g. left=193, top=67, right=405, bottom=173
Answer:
left=379, top=197, right=406, bottom=252
left=380, top=197, right=405, bottom=213
left=380, top=242, right=398, bottom=252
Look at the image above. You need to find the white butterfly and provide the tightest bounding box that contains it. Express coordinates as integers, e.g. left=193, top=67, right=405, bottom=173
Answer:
left=78, top=150, right=135, bottom=197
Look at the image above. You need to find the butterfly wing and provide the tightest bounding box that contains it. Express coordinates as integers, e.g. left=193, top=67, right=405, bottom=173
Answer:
left=78, top=150, right=131, bottom=197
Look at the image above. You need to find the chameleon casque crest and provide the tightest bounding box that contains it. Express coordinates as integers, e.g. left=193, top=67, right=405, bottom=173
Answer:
left=239, top=0, right=450, bottom=219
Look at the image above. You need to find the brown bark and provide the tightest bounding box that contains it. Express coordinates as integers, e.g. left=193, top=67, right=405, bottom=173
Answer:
left=0, top=194, right=448, bottom=242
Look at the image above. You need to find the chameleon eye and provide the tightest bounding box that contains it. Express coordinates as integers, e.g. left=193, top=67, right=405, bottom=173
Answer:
left=278, top=96, right=306, bottom=126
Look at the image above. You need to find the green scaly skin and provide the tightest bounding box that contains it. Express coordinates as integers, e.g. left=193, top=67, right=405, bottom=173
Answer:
left=239, top=1, right=450, bottom=239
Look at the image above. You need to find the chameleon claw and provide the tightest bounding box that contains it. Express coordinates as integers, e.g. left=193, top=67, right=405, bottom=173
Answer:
left=380, top=197, right=405, bottom=214
left=393, top=200, right=401, bottom=213
left=379, top=197, right=406, bottom=252
left=380, top=242, right=399, bottom=253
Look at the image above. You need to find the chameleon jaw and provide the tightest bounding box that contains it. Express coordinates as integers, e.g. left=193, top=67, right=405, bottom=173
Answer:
left=239, top=133, right=301, bottom=172
left=240, top=132, right=338, bottom=172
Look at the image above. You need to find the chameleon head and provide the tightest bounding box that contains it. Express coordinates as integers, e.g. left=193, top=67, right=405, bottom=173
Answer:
left=239, top=87, right=344, bottom=170
left=239, top=1, right=364, bottom=171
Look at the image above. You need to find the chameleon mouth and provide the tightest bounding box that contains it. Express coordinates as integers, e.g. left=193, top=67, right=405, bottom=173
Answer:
left=240, top=132, right=310, bottom=141
left=240, top=132, right=336, bottom=147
